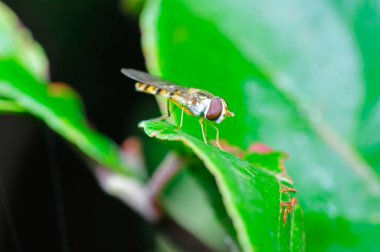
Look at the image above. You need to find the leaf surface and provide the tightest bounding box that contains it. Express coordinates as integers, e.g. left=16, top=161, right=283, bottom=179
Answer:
left=141, top=0, right=380, bottom=250
left=140, top=120, right=304, bottom=252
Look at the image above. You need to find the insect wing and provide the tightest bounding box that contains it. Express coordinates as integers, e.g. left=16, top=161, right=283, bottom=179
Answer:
left=121, top=69, right=177, bottom=87
left=121, top=68, right=193, bottom=99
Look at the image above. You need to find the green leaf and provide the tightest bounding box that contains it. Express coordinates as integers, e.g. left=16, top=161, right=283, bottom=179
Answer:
left=246, top=152, right=287, bottom=174
left=140, top=120, right=304, bottom=252
left=0, top=98, right=26, bottom=113
left=141, top=0, right=380, bottom=250
left=0, top=3, right=143, bottom=179
left=0, top=60, right=142, bottom=178
left=161, top=167, right=230, bottom=251
left=0, top=1, right=48, bottom=80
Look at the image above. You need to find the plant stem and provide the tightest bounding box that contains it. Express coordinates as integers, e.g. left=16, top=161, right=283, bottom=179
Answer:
left=156, top=215, right=213, bottom=252
left=94, top=151, right=214, bottom=251
left=147, top=151, right=185, bottom=217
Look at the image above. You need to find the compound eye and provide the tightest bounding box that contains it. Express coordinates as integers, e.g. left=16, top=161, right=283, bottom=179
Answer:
left=206, top=98, right=223, bottom=121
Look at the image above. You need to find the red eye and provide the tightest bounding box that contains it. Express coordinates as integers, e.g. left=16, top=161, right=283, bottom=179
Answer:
left=206, top=98, right=223, bottom=121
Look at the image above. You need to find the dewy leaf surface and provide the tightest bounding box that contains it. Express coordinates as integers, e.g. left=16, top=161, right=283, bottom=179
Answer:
left=141, top=0, right=380, bottom=250
left=0, top=3, right=142, bottom=178
left=140, top=120, right=304, bottom=252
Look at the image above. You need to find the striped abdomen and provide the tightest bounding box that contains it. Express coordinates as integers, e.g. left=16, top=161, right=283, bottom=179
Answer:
left=135, top=82, right=186, bottom=105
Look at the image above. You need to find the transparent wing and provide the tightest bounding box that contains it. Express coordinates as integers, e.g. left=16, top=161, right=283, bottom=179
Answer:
left=121, top=69, right=218, bottom=106
left=121, top=69, right=188, bottom=92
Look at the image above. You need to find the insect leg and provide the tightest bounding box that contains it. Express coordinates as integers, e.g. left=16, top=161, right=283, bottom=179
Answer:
left=204, top=121, right=222, bottom=150
left=199, top=118, right=208, bottom=144
left=176, top=107, right=185, bottom=130
left=145, top=99, right=172, bottom=122
left=166, top=98, right=171, bottom=117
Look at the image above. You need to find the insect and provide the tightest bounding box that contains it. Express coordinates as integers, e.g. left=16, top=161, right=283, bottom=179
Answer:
left=121, top=68, right=235, bottom=149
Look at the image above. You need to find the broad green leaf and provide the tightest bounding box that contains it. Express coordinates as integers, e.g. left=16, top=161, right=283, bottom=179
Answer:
left=140, top=120, right=304, bottom=252
left=0, top=3, right=143, bottom=179
left=141, top=0, right=380, bottom=250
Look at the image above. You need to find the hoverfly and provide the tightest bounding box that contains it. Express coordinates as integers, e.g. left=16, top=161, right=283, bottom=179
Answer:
left=121, top=69, right=235, bottom=149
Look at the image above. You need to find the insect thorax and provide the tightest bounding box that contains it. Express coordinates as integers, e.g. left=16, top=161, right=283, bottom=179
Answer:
left=188, top=98, right=211, bottom=117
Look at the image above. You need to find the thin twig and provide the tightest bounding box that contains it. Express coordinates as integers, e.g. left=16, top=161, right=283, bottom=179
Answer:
left=156, top=215, right=214, bottom=252
left=94, top=166, right=159, bottom=221
left=147, top=152, right=185, bottom=217
left=94, top=151, right=215, bottom=251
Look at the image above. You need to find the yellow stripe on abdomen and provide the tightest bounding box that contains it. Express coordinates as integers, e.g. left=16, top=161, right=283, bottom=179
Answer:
left=158, top=89, right=173, bottom=98
left=135, top=83, right=158, bottom=94
left=135, top=83, right=147, bottom=91
left=135, top=82, right=173, bottom=98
